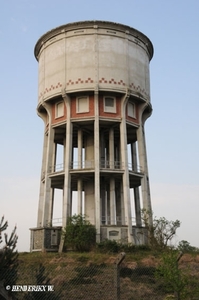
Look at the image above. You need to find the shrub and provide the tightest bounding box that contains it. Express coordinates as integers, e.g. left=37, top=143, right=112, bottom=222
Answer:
left=155, top=250, right=199, bottom=299
left=96, top=239, right=120, bottom=253
left=0, top=216, right=18, bottom=298
left=62, top=214, right=96, bottom=252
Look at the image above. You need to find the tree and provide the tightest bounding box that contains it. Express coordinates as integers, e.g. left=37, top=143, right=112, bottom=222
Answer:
left=141, top=210, right=181, bottom=250
left=0, top=216, right=18, bottom=299
left=152, top=217, right=180, bottom=250
left=177, top=240, right=196, bottom=253
left=62, top=214, right=96, bottom=252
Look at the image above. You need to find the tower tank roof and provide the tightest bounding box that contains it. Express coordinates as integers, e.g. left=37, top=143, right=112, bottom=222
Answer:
left=34, top=20, right=154, bottom=61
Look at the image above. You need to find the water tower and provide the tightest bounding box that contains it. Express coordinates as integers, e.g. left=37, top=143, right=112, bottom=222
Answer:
left=30, top=21, right=154, bottom=252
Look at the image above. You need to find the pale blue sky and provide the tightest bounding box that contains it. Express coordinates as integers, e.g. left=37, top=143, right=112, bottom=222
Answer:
left=1, top=0, right=199, bottom=251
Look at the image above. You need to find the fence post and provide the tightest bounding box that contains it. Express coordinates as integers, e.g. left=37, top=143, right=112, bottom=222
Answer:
left=114, top=252, right=126, bottom=300
left=174, top=252, right=183, bottom=300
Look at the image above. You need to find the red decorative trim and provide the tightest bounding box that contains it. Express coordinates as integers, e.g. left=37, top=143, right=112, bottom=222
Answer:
left=99, top=77, right=125, bottom=86
left=130, top=82, right=147, bottom=96
left=39, top=82, right=62, bottom=99
left=66, top=77, right=94, bottom=86
left=39, top=78, right=149, bottom=99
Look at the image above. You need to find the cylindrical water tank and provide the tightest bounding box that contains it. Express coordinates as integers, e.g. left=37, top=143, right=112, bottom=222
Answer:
left=34, top=21, right=153, bottom=107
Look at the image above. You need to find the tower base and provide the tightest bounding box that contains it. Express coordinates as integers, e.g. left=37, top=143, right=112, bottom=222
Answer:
left=101, top=226, right=148, bottom=245
left=30, top=225, right=148, bottom=252
left=30, top=227, right=62, bottom=252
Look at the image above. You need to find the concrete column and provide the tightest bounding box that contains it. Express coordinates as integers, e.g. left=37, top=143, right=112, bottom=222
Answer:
left=131, top=142, right=137, bottom=171
left=134, top=188, right=142, bottom=227
left=107, top=188, right=110, bottom=224
left=52, top=142, right=57, bottom=172
left=131, top=142, right=142, bottom=226
left=120, top=182, right=125, bottom=225
left=137, top=124, right=152, bottom=226
left=37, top=128, right=48, bottom=227
left=42, top=124, right=55, bottom=226
left=84, top=180, right=95, bottom=223
left=93, top=26, right=101, bottom=242
left=109, top=128, right=114, bottom=169
left=100, top=130, right=105, bottom=167
left=106, top=140, right=109, bottom=167
left=120, top=92, right=133, bottom=242
left=115, top=137, right=120, bottom=168
left=48, top=188, right=54, bottom=226
left=94, top=89, right=100, bottom=242
left=62, top=94, right=72, bottom=228
left=77, top=179, right=82, bottom=215
left=110, top=178, right=116, bottom=225
left=115, top=185, right=121, bottom=225
left=101, top=177, right=106, bottom=224
left=105, top=187, right=108, bottom=225
left=84, top=133, right=95, bottom=223
left=78, top=129, right=82, bottom=169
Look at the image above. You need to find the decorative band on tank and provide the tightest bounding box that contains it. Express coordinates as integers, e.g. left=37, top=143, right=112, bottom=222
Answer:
left=129, top=82, right=148, bottom=97
left=66, top=78, right=94, bottom=85
left=99, top=78, right=125, bottom=86
left=39, top=78, right=149, bottom=99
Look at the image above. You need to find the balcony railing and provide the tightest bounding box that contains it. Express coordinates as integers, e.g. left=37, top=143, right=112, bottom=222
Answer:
left=48, top=160, right=142, bottom=173
left=49, top=163, right=64, bottom=173
left=71, top=160, right=95, bottom=169
left=50, top=217, right=139, bottom=226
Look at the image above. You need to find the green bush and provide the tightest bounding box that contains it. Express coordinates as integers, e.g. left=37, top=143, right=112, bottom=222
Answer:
left=96, top=239, right=151, bottom=254
left=96, top=239, right=120, bottom=253
left=62, top=214, right=96, bottom=252
left=155, top=250, right=199, bottom=299
left=0, top=216, right=18, bottom=296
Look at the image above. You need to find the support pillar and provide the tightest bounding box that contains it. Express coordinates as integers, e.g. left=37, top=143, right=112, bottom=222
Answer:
left=77, top=128, right=83, bottom=215
left=131, top=142, right=142, bottom=226
left=120, top=92, right=133, bottom=242
left=137, top=124, right=152, bottom=226
left=77, top=179, right=82, bottom=215
left=62, top=94, right=73, bottom=228
left=110, top=178, right=116, bottom=225
left=109, top=127, right=114, bottom=169
left=101, top=177, right=106, bottom=224
left=94, top=89, right=100, bottom=242
left=42, top=121, right=55, bottom=227
left=78, top=129, right=82, bottom=169
left=37, top=128, right=48, bottom=227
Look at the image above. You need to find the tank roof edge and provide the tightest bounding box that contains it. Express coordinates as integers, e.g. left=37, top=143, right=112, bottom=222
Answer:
left=34, top=20, right=154, bottom=60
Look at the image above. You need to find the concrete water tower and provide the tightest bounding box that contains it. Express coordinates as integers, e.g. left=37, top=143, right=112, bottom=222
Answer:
left=30, top=21, right=154, bottom=252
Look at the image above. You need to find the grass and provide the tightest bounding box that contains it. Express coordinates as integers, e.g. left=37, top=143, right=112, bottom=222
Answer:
left=18, top=247, right=158, bottom=267
left=15, top=249, right=199, bottom=300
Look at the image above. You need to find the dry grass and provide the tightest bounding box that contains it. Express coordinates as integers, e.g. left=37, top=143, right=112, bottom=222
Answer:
left=14, top=250, right=199, bottom=300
